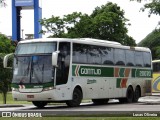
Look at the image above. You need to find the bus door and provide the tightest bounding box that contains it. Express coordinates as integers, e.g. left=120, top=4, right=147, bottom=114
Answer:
left=56, top=42, right=70, bottom=86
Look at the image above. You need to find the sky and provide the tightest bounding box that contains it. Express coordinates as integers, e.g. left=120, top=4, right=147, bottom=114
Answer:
left=0, top=0, right=160, bottom=43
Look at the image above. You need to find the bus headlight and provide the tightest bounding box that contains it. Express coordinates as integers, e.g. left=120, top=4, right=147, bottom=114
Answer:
left=12, top=87, right=19, bottom=92
left=43, top=87, right=54, bottom=91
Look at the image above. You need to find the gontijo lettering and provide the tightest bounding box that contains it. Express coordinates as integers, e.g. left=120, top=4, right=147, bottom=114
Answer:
left=81, top=68, right=101, bottom=75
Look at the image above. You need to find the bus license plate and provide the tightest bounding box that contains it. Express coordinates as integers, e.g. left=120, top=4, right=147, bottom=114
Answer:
left=27, top=95, right=34, bottom=98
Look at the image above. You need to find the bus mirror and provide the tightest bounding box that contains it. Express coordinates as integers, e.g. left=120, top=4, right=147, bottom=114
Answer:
left=52, top=51, right=60, bottom=67
left=3, top=53, right=14, bottom=69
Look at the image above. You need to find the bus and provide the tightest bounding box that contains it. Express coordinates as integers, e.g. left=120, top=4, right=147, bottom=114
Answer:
left=152, top=60, right=160, bottom=94
left=3, top=38, right=152, bottom=108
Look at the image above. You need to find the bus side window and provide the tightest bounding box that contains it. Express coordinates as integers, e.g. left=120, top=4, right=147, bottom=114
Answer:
left=114, top=49, right=126, bottom=66
left=135, top=51, right=144, bottom=67
left=153, top=63, right=160, bottom=72
left=87, top=45, right=101, bottom=65
left=143, top=52, right=151, bottom=67
left=125, top=50, right=135, bottom=66
left=72, top=43, right=88, bottom=64
left=101, top=47, right=114, bottom=65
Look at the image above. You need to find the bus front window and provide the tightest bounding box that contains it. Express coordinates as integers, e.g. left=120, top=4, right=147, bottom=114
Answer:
left=13, top=56, right=53, bottom=84
left=12, top=42, right=56, bottom=84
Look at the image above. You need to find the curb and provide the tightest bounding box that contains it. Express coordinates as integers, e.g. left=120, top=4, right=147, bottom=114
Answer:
left=0, top=104, right=24, bottom=108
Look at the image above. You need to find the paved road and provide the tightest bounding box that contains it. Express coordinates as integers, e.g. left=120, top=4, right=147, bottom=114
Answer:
left=1, top=96, right=160, bottom=117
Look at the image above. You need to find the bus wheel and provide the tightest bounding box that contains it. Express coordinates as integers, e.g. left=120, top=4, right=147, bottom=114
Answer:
left=92, top=99, right=109, bottom=105
left=66, top=88, right=82, bottom=107
left=126, top=86, right=134, bottom=103
left=133, top=86, right=141, bottom=102
left=32, top=101, right=47, bottom=108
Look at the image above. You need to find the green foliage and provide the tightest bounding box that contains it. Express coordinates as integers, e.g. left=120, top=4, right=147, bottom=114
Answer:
left=138, top=29, right=160, bottom=59
left=130, top=0, right=160, bottom=59
left=143, top=0, right=160, bottom=17
left=0, top=34, right=15, bottom=53
left=40, top=2, right=136, bottom=46
left=0, top=34, right=15, bottom=104
left=130, top=0, right=160, bottom=17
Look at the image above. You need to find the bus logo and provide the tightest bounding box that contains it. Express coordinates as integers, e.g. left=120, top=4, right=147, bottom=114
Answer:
left=81, top=68, right=101, bottom=75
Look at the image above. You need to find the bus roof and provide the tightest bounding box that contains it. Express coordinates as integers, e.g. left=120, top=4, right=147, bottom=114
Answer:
left=19, top=38, right=151, bottom=52
left=19, top=38, right=121, bottom=45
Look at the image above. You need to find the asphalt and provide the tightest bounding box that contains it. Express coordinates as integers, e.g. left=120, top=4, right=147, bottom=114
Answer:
left=139, top=94, right=160, bottom=104
left=1, top=94, right=160, bottom=108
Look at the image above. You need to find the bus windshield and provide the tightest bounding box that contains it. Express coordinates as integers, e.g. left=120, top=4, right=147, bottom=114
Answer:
left=15, top=42, right=56, bottom=55
left=12, top=42, right=57, bottom=84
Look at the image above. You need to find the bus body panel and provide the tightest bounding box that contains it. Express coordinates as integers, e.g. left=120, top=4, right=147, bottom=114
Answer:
left=12, top=84, right=73, bottom=101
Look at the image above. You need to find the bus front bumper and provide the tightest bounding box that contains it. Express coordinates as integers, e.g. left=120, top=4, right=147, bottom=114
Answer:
left=12, top=89, right=59, bottom=101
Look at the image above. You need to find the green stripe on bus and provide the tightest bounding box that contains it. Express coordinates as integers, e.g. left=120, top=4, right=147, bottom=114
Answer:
left=72, top=65, right=152, bottom=78
left=119, top=68, right=125, bottom=77
left=116, top=78, right=121, bottom=88
left=72, top=65, right=114, bottom=77
left=132, top=69, right=152, bottom=78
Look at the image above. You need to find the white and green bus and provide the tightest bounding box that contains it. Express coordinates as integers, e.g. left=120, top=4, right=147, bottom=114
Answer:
left=4, top=38, right=152, bottom=108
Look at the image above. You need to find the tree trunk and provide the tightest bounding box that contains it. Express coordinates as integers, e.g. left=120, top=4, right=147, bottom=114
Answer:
left=2, top=92, right=7, bottom=104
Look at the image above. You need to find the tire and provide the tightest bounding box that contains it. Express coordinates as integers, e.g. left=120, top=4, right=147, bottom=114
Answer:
left=66, top=88, right=82, bottom=107
left=32, top=101, right=47, bottom=108
left=126, top=86, right=134, bottom=103
left=92, top=99, right=109, bottom=105
left=133, top=87, right=141, bottom=102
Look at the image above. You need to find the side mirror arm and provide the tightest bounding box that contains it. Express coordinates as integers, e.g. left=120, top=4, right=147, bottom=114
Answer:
left=3, top=53, right=14, bottom=69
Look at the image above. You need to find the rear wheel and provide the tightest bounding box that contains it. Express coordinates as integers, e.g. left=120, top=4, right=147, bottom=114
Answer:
left=133, top=86, right=141, bottom=102
left=126, top=86, right=134, bottom=103
left=66, top=88, right=82, bottom=107
left=92, top=99, right=109, bottom=105
left=32, top=101, right=47, bottom=108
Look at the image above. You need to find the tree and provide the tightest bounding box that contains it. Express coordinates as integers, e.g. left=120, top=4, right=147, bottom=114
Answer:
left=130, top=0, right=160, bottom=17
left=0, top=34, right=15, bottom=104
left=138, top=29, right=160, bottom=59
left=130, top=0, right=160, bottom=59
left=40, top=2, right=136, bottom=46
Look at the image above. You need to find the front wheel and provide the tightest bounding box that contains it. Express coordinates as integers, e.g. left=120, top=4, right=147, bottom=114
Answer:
left=32, top=101, right=47, bottom=108
left=66, top=88, right=82, bottom=107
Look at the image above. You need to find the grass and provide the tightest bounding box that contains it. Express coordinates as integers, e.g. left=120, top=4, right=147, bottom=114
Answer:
left=0, top=92, right=30, bottom=105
